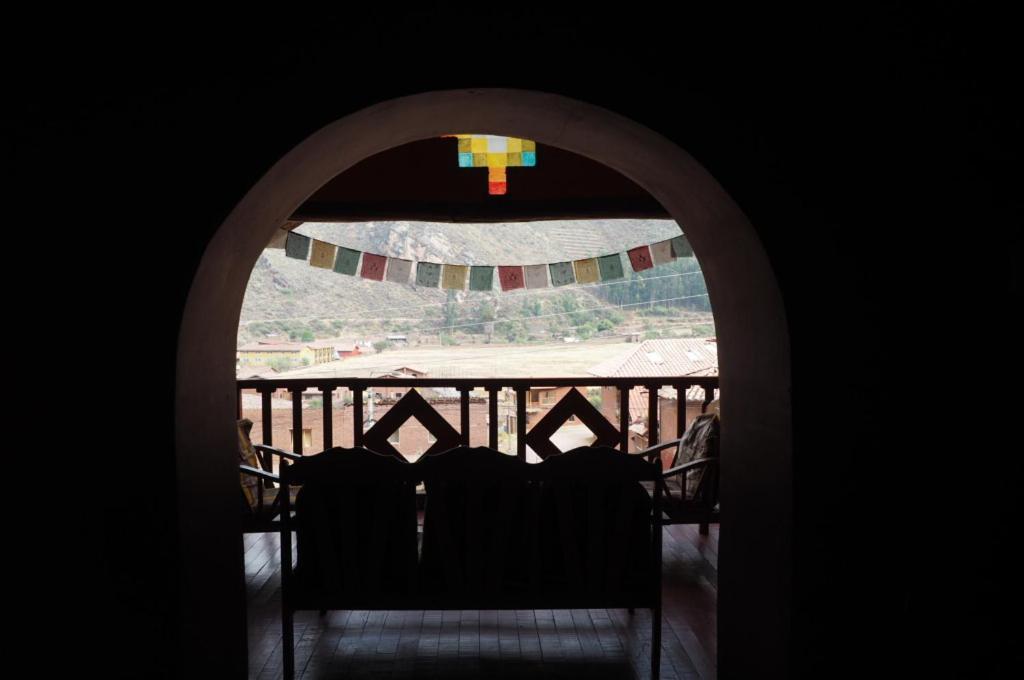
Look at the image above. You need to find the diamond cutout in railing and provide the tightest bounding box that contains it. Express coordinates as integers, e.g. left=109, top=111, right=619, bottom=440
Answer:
left=524, top=388, right=621, bottom=459
left=363, top=390, right=462, bottom=461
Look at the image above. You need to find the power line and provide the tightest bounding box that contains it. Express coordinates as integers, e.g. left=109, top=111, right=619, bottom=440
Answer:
left=417, top=294, right=711, bottom=334
left=241, top=269, right=708, bottom=325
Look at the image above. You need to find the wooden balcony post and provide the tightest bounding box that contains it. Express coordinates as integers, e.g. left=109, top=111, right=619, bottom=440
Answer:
left=260, top=387, right=273, bottom=446
left=322, top=387, right=333, bottom=449
left=619, top=385, right=630, bottom=452
left=459, top=388, right=472, bottom=446
left=290, top=386, right=304, bottom=455
left=352, top=384, right=364, bottom=447
left=647, top=383, right=659, bottom=447
left=515, top=387, right=527, bottom=461
left=487, top=387, right=499, bottom=449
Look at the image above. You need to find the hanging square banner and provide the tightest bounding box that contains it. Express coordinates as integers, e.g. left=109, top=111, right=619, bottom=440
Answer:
left=549, top=261, right=575, bottom=287
left=333, top=247, right=361, bottom=275
left=416, top=261, right=441, bottom=287
left=361, top=253, right=387, bottom=281
left=524, top=264, right=549, bottom=289
left=469, top=266, right=494, bottom=292
left=386, top=258, right=413, bottom=284
left=267, top=229, right=289, bottom=249
left=442, top=264, right=468, bottom=290
left=650, top=239, right=675, bottom=265
left=498, top=265, right=525, bottom=291
left=627, top=245, right=654, bottom=272
left=309, top=240, right=337, bottom=269
left=573, top=258, right=600, bottom=284
left=285, top=232, right=310, bottom=260
left=670, top=234, right=694, bottom=257
left=598, top=253, right=625, bottom=280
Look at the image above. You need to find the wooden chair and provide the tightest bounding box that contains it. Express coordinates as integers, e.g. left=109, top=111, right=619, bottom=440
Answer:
left=238, top=418, right=302, bottom=532
left=633, top=413, right=720, bottom=535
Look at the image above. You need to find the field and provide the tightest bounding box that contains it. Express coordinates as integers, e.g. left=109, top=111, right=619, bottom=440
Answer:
left=275, top=338, right=643, bottom=379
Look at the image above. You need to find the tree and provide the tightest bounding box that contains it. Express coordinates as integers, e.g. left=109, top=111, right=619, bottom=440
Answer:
left=373, top=340, right=393, bottom=353
left=268, top=357, right=297, bottom=372
left=475, top=298, right=496, bottom=340
left=442, top=290, right=459, bottom=331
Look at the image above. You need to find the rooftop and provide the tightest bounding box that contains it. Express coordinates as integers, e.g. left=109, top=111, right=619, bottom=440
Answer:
left=588, top=338, right=718, bottom=379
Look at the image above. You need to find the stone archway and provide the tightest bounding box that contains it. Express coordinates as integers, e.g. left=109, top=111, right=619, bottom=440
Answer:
left=176, top=89, right=792, bottom=678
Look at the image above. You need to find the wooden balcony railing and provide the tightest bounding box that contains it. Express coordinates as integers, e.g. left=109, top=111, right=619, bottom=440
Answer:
left=236, top=376, right=719, bottom=460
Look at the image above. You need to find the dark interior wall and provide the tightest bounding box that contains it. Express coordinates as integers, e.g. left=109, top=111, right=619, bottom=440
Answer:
left=10, top=7, right=1020, bottom=679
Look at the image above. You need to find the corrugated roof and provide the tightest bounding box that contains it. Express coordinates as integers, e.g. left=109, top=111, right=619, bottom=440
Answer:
left=587, top=338, right=718, bottom=378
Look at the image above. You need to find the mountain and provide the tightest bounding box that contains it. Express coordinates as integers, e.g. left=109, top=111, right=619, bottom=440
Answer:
left=239, top=220, right=683, bottom=340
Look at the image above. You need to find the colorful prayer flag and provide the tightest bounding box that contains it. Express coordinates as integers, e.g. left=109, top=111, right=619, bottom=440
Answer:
left=524, top=264, right=549, bottom=289
left=670, top=234, right=693, bottom=257
left=627, top=245, right=654, bottom=272
left=442, top=264, right=468, bottom=290
left=285, top=232, right=310, bottom=260
left=360, top=253, right=387, bottom=281
left=598, top=253, right=625, bottom=281
left=498, top=265, right=525, bottom=291
left=267, top=229, right=288, bottom=249
left=549, top=261, right=575, bottom=287
left=416, top=262, right=441, bottom=287
left=573, top=258, right=600, bottom=284
left=309, top=240, right=337, bottom=269
left=386, top=258, right=413, bottom=284
left=650, top=240, right=675, bottom=265
left=469, top=266, right=495, bottom=291
left=333, top=247, right=361, bottom=275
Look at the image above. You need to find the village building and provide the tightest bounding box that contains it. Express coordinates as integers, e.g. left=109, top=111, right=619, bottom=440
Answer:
left=588, top=338, right=720, bottom=451
left=236, top=340, right=336, bottom=366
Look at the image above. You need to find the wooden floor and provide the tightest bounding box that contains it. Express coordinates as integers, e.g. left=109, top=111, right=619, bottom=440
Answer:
left=245, top=525, right=718, bottom=679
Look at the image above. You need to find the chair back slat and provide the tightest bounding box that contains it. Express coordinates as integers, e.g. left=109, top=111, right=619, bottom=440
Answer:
left=417, top=447, right=533, bottom=601
left=537, top=447, right=656, bottom=599
left=286, top=447, right=418, bottom=602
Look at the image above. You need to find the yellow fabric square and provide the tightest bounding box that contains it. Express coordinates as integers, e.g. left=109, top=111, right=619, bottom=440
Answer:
left=487, top=152, right=507, bottom=167
left=473, top=153, right=487, bottom=167
left=507, top=153, right=522, bottom=166
left=573, top=258, right=600, bottom=284
left=458, top=138, right=472, bottom=152
left=309, top=240, right=337, bottom=269
left=471, top=137, right=488, bottom=153
left=521, top=139, right=536, bottom=151
left=489, top=166, right=506, bottom=181
left=442, top=264, right=469, bottom=290
left=238, top=420, right=260, bottom=511
left=507, top=138, right=522, bottom=152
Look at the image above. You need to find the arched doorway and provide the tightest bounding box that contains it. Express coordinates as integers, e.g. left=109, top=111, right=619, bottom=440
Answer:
left=176, top=89, right=791, bottom=678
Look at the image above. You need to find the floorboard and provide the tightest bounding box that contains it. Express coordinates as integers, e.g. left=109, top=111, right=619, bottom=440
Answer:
left=245, top=525, right=719, bottom=679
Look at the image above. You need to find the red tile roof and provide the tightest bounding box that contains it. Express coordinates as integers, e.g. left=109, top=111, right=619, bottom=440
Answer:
left=587, top=338, right=718, bottom=378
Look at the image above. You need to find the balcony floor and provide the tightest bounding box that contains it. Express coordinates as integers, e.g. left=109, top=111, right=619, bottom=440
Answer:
left=245, top=524, right=718, bottom=679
